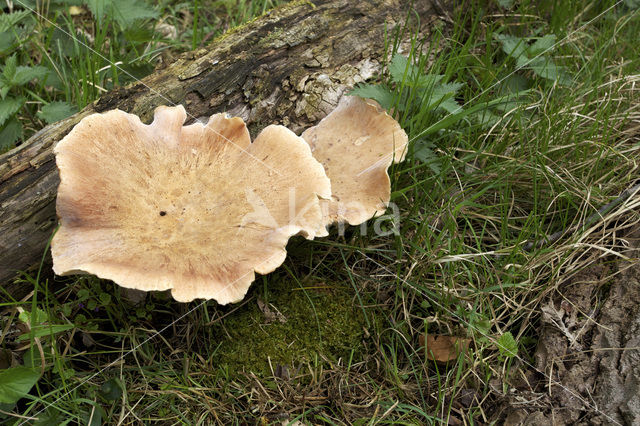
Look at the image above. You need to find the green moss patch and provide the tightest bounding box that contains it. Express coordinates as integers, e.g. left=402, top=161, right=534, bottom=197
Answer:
left=211, top=277, right=367, bottom=376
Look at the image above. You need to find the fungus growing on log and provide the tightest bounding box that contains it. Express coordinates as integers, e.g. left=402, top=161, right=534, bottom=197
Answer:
left=301, top=96, right=408, bottom=226
left=51, top=105, right=330, bottom=304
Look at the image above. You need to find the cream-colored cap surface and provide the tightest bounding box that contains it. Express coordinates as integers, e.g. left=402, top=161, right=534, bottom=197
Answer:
left=301, top=96, right=408, bottom=226
left=52, top=105, right=330, bottom=304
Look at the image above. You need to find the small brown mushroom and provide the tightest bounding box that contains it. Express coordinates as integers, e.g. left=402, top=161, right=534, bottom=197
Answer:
left=301, top=96, right=408, bottom=226
left=52, top=105, right=330, bottom=304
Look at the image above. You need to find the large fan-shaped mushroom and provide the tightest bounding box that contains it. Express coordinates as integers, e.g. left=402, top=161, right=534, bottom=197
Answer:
left=301, top=96, right=408, bottom=226
left=52, top=105, right=330, bottom=304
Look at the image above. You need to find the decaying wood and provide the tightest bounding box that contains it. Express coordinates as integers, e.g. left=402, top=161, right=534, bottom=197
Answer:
left=0, top=0, right=446, bottom=294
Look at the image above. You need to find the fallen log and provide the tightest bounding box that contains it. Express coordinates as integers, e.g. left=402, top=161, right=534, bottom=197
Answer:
left=0, top=0, right=446, bottom=295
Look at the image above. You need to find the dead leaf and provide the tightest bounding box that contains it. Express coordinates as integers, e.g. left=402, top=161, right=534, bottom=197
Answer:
left=420, top=334, right=470, bottom=363
left=257, top=299, right=286, bottom=324
left=0, top=349, right=16, bottom=369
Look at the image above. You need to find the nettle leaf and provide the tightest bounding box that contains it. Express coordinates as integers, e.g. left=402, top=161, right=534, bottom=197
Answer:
left=0, top=32, right=16, bottom=56
left=528, top=34, right=557, bottom=57
left=471, top=109, right=502, bottom=129
left=43, top=69, right=65, bottom=90
left=388, top=54, right=433, bottom=87
left=2, top=55, right=18, bottom=83
left=86, top=0, right=110, bottom=24
left=0, top=117, right=23, bottom=149
left=528, top=57, right=573, bottom=85
left=110, top=0, right=159, bottom=29
left=438, top=98, right=463, bottom=115
left=497, top=332, right=518, bottom=359
left=416, top=73, right=445, bottom=89
left=11, top=65, right=49, bottom=86
left=0, top=10, right=32, bottom=32
left=437, top=81, right=464, bottom=95
left=413, top=140, right=441, bottom=173
left=348, top=84, right=394, bottom=110
left=499, top=74, right=530, bottom=94
left=388, top=53, right=409, bottom=83
left=424, top=82, right=464, bottom=113
left=0, top=367, right=40, bottom=404
left=495, top=34, right=528, bottom=61
left=38, top=101, right=78, bottom=124
left=0, top=97, right=24, bottom=126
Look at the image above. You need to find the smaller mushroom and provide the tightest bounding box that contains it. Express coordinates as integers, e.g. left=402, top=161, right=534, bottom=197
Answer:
left=301, top=95, right=408, bottom=226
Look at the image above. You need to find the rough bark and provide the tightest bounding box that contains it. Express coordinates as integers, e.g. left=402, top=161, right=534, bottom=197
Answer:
left=497, top=232, right=640, bottom=424
left=0, top=0, right=446, bottom=294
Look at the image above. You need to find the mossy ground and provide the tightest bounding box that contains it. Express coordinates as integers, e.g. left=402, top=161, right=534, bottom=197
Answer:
left=211, top=272, right=368, bottom=376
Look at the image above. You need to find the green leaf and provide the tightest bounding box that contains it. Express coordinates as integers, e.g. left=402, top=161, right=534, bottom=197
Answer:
left=0, top=97, right=24, bottom=127
left=389, top=54, right=438, bottom=88
left=42, top=69, right=64, bottom=91
left=497, top=0, right=514, bottom=8
left=100, top=378, right=122, bottom=401
left=497, top=332, right=518, bottom=359
left=348, top=84, right=394, bottom=110
left=0, top=367, right=40, bottom=404
left=0, top=32, right=16, bottom=55
left=471, top=109, right=502, bottom=129
left=415, top=73, right=445, bottom=89
left=2, top=55, right=18, bottom=84
left=86, top=0, right=111, bottom=24
left=528, top=57, right=573, bottom=85
left=109, top=0, right=159, bottom=29
left=498, top=74, right=530, bottom=95
left=435, top=81, right=464, bottom=95
left=413, top=141, right=441, bottom=174
left=18, top=308, right=48, bottom=326
left=0, top=10, right=32, bottom=32
left=424, top=82, right=464, bottom=113
left=99, top=293, right=112, bottom=306
left=388, top=54, right=410, bottom=84
left=16, top=324, right=75, bottom=342
left=0, top=117, right=23, bottom=149
left=0, top=14, right=34, bottom=55
left=412, top=90, right=531, bottom=139
left=74, top=398, right=107, bottom=426
left=496, top=34, right=528, bottom=61
left=438, top=98, right=463, bottom=115
left=37, top=101, right=78, bottom=124
left=515, top=54, right=531, bottom=70
left=10, top=66, right=49, bottom=86
left=528, top=34, right=557, bottom=57
left=18, top=307, right=74, bottom=342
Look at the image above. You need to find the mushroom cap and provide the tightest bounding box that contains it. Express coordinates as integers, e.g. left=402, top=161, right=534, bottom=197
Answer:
left=301, top=96, right=408, bottom=226
left=52, top=105, right=331, bottom=304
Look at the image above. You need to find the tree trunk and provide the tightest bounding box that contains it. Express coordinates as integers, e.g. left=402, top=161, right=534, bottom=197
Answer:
left=0, top=0, right=447, bottom=295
